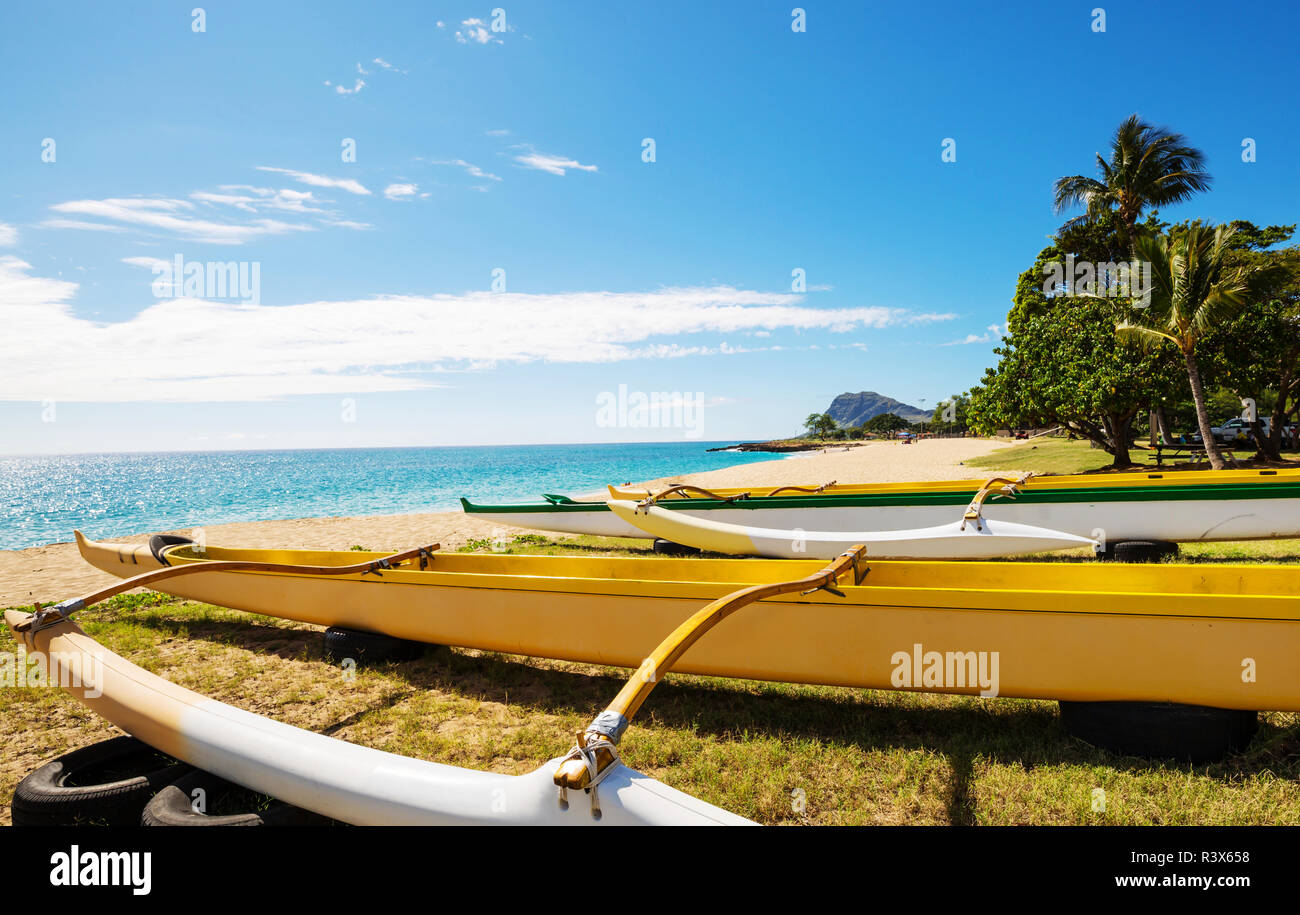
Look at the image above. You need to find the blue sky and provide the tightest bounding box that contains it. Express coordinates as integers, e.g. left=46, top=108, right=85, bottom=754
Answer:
left=2, top=1, right=1297, bottom=453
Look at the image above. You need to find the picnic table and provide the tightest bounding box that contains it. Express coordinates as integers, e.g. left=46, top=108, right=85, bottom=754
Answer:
left=1148, top=443, right=1208, bottom=466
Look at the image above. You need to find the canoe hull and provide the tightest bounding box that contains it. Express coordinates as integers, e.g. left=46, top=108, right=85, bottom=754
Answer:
left=76, top=536, right=1300, bottom=710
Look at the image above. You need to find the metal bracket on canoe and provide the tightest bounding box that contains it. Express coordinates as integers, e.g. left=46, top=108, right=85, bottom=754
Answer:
left=801, top=548, right=869, bottom=595
left=961, top=472, right=1035, bottom=531
left=18, top=598, right=85, bottom=634
left=556, top=728, right=622, bottom=819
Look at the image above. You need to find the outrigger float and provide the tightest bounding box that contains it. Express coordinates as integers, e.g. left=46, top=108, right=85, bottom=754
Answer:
left=604, top=481, right=1098, bottom=559
left=461, top=468, right=1300, bottom=545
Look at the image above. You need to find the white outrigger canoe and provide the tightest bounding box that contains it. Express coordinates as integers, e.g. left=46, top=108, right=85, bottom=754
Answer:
left=460, top=468, right=1300, bottom=544
left=8, top=546, right=902, bottom=826
left=606, top=499, right=1098, bottom=560
left=5, top=602, right=751, bottom=825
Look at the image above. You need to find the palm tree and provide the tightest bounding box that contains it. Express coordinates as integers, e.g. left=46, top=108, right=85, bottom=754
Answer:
left=1117, top=226, right=1249, bottom=469
left=1054, top=115, right=1212, bottom=252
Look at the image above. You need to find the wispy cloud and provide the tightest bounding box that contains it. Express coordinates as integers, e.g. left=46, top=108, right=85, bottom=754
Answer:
left=0, top=223, right=16, bottom=246
left=193, top=186, right=325, bottom=214
left=44, top=171, right=373, bottom=244
left=372, top=57, right=407, bottom=73
left=40, top=218, right=127, bottom=233
left=324, top=77, right=365, bottom=95
left=513, top=149, right=598, bottom=176
left=48, top=197, right=313, bottom=245
left=255, top=166, right=370, bottom=196
left=426, top=158, right=502, bottom=182
left=0, top=260, right=953, bottom=403
left=943, top=323, right=1003, bottom=345
left=383, top=182, right=419, bottom=200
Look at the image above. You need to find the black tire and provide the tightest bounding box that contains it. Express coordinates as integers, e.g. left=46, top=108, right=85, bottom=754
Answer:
left=1096, top=540, right=1179, bottom=563
left=149, top=533, right=193, bottom=565
left=1059, top=701, right=1258, bottom=763
left=322, top=626, right=426, bottom=664
left=142, top=769, right=335, bottom=826
left=652, top=538, right=701, bottom=557
left=12, top=736, right=189, bottom=826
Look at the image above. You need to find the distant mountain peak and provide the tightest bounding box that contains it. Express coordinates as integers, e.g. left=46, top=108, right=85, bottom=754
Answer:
left=825, top=391, right=928, bottom=427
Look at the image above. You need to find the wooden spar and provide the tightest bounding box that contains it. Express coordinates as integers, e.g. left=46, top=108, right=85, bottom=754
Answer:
left=17, top=541, right=441, bottom=633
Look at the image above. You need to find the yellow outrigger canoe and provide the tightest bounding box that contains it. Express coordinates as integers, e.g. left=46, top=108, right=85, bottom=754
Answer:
left=75, top=532, right=1300, bottom=711
left=608, top=466, right=1300, bottom=500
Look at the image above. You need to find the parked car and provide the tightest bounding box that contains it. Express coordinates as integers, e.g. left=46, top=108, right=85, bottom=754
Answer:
left=1190, top=417, right=1297, bottom=445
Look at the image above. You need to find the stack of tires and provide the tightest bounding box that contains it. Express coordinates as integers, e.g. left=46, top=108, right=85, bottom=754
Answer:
left=11, top=736, right=337, bottom=827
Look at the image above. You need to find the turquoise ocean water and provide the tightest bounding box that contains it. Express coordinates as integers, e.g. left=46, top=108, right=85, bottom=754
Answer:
left=0, top=442, right=782, bottom=551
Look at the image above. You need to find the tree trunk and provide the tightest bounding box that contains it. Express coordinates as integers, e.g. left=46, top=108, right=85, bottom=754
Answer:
left=1154, top=404, right=1175, bottom=444
left=1103, top=412, right=1134, bottom=468
left=1271, top=356, right=1296, bottom=459
left=1252, top=416, right=1280, bottom=462
left=1184, top=347, right=1226, bottom=470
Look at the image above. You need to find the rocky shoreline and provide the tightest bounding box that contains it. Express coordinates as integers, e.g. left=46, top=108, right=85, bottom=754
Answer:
left=707, top=440, right=869, bottom=454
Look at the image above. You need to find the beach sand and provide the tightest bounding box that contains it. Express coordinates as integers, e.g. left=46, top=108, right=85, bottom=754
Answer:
left=0, top=437, right=1007, bottom=607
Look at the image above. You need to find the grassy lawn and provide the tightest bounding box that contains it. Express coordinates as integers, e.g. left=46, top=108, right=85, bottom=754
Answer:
left=4, top=529, right=1300, bottom=826
left=965, top=436, right=1275, bottom=477
left=966, top=438, right=1115, bottom=475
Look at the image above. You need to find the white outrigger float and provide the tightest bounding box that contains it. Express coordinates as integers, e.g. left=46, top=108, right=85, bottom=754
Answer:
left=5, top=607, right=746, bottom=824
left=606, top=495, right=1098, bottom=560
left=8, top=545, right=874, bottom=826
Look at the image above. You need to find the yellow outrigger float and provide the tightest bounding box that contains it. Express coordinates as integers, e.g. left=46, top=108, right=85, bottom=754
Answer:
left=73, top=532, right=1300, bottom=711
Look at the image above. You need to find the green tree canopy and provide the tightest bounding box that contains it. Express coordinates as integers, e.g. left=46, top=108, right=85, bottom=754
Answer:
left=803, top=412, right=837, bottom=439
left=864, top=412, right=909, bottom=434
left=969, top=223, right=1185, bottom=467
left=1053, top=114, right=1211, bottom=251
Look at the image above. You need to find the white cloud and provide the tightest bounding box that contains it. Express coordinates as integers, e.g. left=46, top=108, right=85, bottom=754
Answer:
left=191, top=186, right=325, bottom=214
left=44, top=177, right=371, bottom=244
left=427, top=158, right=502, bottom=182
left=943, top=323, right=1003, bottom=346
left=513, top=150, right=598, bottom=176
left=326, top=77, right=366, bottom=95
left=0, top=223, right=17, bottom=246
left=372, top=57, right=407, bottom=73
left=383, top=183, right=419, bottom=200
left=121, top=256, right=170, bottom=271
left=455, top=18, right=498, bottom=45
left=485, top=129, right=509, bottom=137
left=322, top=219, right=373, bottom=230
left=356, top=62, right=370, bottom=75
left=0, top=259, right=952, bottom=403
left=40, top=218, right=128, bottom=233
left=255, top=167, right=371, bottom=196
left=49, top=197, right=313, bottom=245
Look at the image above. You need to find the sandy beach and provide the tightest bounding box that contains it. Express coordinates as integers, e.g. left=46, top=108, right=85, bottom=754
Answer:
left=0, top=437, right=1008, bottom=607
